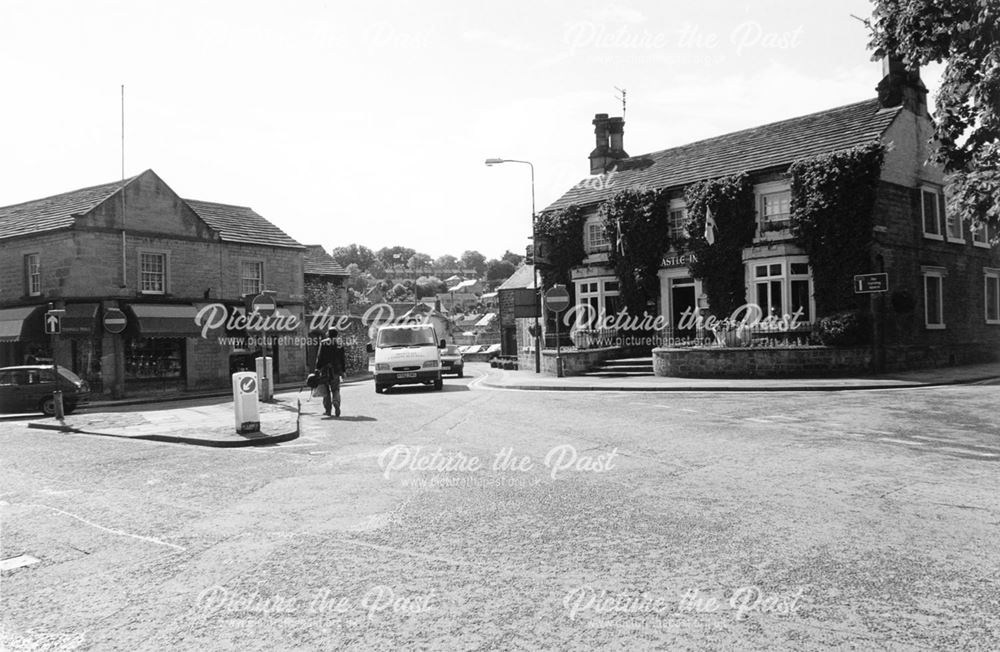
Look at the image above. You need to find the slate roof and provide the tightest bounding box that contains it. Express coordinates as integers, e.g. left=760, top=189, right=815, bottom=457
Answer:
left=497, top=264, right=536, bottom=291
left=0, top=173, right=304, bottom=250
left=303, top=245, right=348, bottom=277
left=184, top=199, right=303, bottom=249
left=0, top=178, right=132, bottom=241
left=544, top=98, right=903, bottom=212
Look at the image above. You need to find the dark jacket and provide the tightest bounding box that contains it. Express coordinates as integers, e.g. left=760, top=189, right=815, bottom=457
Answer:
left=315, top=338, right=347, bottom=377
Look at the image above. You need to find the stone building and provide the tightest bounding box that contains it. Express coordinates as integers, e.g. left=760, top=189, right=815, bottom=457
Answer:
left=0, top=169, right=308, bottom=397
left=541, top=59, right=1000, bottom=369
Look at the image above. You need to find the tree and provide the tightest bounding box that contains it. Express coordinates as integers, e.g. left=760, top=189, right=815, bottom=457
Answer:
left=485, top=259, right=516, bottom=281
left=415, top=275, right=446, bottom=298
left=407, top=253, right=433, bottom=271
left=460, top=250, right=487, bottom=275
left=501, top=250, right=524, bottom=267
left=387, top=282, right=411, bottom=302
left=434, top=254, right=459, bottom=270
left=867, top=1, right=1000, bottom=235
left=376, top=246, right=416, bottom=270
left=330, top=244, right=377, bottom=272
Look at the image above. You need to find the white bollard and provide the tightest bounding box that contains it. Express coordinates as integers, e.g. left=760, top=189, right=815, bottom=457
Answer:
left=232, top=372, right=260, bottom=433
left=255, top=356, right=273, bottom=402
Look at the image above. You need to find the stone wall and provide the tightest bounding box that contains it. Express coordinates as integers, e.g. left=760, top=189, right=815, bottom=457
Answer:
left=540, top=347, right=619, bottom=376
left=652, top=343, right=1000, bottom=378
left=653, top=346, right=873, bottom=378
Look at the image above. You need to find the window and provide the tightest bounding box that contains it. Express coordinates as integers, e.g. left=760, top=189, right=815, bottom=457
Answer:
left=241, top=261, right=264, bottom=296
left=986, top=268, right=1000, bottom=325
left=140, top=252, right=167, bottom=294
left=973, top=222, right=997, bottom=248
left=760, top=191, right=791, bottom=234
left=754, top=263, right=784, bottom=317
left=24, top=253, right=40, bottom=296
left=922, top=266, right=946, bottom=329
left=574, top=278, right=621, bottom=327
left=922, top=187, right=944, bottom=239
left=585, top=221, right=610, bottom=253
left=945, top=204, right=963, bottom=242
left=668, top=201, right=687, bottom=241
left=748, top=257, right=814, bottom=323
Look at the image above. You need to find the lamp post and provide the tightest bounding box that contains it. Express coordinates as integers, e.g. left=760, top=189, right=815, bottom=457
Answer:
left=485, top=157, right=540, bottom=373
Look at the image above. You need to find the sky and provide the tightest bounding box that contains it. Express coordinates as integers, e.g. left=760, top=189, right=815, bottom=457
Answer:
left=0, top=0, right=943, bottom=262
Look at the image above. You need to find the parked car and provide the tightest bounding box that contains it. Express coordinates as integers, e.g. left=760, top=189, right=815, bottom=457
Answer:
left=0, top=365, right=90, bottom=416
left=439, top=345, right=464, bottom=377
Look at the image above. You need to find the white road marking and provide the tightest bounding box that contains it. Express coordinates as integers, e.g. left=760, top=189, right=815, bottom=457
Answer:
left=22, top=504, right=186, bottom=551
left=0, top=555, right=40, bottom=571
left=878, top=438, right=925, bottom=446
left=935, top=447, right=999, bottom=458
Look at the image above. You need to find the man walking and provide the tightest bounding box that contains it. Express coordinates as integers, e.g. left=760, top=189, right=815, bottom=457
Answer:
left=315, top=328, right=347, bottom=417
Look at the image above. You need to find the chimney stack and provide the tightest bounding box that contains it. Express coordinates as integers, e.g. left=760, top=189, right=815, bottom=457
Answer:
left=876, top=54, right=927, bottom=115
left=589, top=113, right=628, bottom=175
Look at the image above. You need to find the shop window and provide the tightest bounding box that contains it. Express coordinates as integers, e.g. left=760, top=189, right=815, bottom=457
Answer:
left=241, top=261, right=264, bottom=296
left=125, top=338, right=184, bottom=380
left=985, top=269, right=1000, bottom=325
left=24, top=253, right=40, bottom=296
left=922, top=267, right=946, bottom=329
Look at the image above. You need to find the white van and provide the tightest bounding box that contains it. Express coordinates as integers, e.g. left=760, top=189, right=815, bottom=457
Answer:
left=371, top=324, right=445, bottom=393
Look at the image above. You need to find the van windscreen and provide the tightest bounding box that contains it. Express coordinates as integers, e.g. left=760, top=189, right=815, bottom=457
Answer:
left=377, top=327, right=437, bottom=347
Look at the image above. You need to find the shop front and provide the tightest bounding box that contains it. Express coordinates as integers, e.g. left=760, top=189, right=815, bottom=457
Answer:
left=658, top=253, right=704, bottom=343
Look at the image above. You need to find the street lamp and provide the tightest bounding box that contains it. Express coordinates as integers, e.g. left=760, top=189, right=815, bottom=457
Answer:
left=485, top=157, right=540, bottom=373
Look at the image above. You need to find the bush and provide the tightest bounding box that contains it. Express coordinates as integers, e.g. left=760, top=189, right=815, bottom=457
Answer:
left=817, top=310, right=870, bottom=347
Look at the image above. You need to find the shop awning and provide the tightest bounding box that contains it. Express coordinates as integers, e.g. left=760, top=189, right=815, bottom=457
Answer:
left=0, top=306, right=43, bottom=342
left=127, top=304, right=202, bottom=338
left=61, top=303, right=99, bottom=337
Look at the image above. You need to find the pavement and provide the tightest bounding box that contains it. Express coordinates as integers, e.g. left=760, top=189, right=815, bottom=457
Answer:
left=11, top=363, right=999, bottom=447
left=479, top=360, right=1000, bottom=392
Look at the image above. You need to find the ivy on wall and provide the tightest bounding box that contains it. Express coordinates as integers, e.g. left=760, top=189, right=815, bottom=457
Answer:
left=534, top=205, right=587, bottom=291
left=789, top=142, right=885, bottom=317
left=601, top=188, right=674, bottom=317
left=684, top=172, right=756, bottom=317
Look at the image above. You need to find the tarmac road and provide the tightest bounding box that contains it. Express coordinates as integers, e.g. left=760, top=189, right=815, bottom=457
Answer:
left=2, top=364, right=999, bottom=650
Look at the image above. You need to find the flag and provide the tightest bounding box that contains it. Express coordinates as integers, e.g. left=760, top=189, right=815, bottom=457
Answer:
left=616, top=216, right=625, bottom=256
left=704, top=207, right=717, bottom=245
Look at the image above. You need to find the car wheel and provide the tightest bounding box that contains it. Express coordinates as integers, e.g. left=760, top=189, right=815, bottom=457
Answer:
left=375, top=384, right=384, bottom=394
left=434, top=377, right=443, bottom=391
left=457, top=370, right=464, bottom=378
left=39, top=397, right=56, bottom=417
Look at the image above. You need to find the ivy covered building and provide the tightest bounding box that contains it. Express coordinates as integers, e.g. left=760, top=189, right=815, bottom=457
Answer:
left=538, top=58, right=1000, bottom=370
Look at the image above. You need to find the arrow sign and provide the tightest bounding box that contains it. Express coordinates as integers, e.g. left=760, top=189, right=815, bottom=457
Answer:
left=44, top=311, right=62, bottom=335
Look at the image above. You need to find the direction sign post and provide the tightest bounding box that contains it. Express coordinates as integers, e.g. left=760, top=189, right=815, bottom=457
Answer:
left=251, top=291, right=278, bottom=401
left=853, top=274, right=889, bottom=373
left=46, top=305, right=66, bottom=421
left=545, top=285, right=571, bottom=377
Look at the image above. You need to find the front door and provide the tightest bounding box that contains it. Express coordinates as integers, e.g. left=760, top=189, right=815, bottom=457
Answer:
left=671, top=278, right=697, bottom=339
